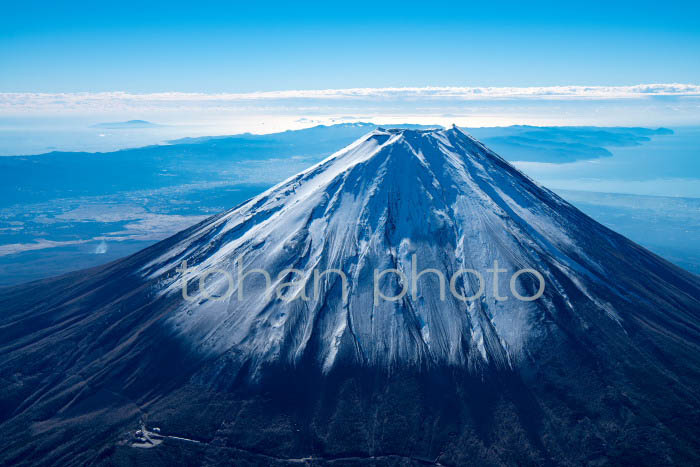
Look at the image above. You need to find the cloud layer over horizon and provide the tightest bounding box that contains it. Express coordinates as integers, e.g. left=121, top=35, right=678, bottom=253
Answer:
left=2, top=84, right=700, bottom=114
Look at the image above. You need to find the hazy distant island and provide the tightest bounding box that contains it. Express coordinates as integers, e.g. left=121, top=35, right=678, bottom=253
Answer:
left=91, top=119, right=162, bottom=129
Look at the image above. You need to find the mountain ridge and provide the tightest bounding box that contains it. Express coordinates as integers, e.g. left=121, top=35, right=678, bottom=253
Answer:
left=0, top=127, right=699, bottom=465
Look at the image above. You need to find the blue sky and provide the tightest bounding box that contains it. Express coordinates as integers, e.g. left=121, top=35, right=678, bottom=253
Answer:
left=2, top=1, right=699, bottom=92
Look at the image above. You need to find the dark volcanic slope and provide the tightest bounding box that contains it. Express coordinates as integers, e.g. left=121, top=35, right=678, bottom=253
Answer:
left=1, top=128, right=700, bottom=466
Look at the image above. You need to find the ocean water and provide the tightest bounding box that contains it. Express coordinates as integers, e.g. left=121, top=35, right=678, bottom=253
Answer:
left=0, top=117, right=213, bottom=156
left=513, top=126, right=700, bottom=198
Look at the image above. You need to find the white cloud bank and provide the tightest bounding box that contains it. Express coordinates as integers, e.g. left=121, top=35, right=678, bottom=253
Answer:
left=2, top=84, right=699, bottom=113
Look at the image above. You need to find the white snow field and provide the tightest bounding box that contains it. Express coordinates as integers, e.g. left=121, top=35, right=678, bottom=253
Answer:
left=136, top=126, right=653, bottom=377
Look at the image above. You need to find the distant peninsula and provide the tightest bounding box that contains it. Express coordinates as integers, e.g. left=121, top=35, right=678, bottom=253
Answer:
left=91, top=120, right=161, bottom=129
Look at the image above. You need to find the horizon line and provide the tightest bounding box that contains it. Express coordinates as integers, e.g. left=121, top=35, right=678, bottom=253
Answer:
left=2, top=83, right=700, bottom=105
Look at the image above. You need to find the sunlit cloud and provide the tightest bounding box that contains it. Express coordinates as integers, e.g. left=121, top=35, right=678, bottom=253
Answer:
left=1, top=84, right=699, bottom=114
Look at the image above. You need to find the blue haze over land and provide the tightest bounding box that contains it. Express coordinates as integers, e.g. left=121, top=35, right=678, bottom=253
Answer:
left=0, top=123, right=698, bottom=286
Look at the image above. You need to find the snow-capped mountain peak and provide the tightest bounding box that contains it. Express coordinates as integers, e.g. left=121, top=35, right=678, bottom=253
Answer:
left=130, top=127, right=678, bottom=377
left=2, top=127, right=700, bottom=465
